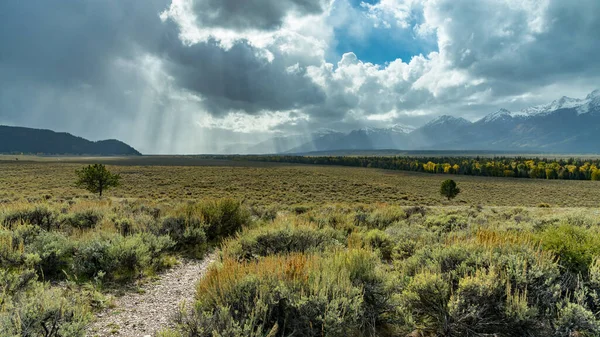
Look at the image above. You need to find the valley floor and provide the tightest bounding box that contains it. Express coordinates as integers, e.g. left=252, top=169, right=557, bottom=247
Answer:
left=2, top=158, right=600, bottom=336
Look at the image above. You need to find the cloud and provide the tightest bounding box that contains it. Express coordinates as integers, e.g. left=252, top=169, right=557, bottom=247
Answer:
left=1, top=0, right=600, bottom=153
left=190, top=0, right=327, bottom=31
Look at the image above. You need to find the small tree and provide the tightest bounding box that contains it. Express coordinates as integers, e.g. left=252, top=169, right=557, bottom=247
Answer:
left=440, top=179, right=460, bottom=201
left=75, top=164, right=121, bottom=197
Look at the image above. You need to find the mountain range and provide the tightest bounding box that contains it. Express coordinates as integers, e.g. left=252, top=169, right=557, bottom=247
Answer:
left=0, top=125, right=141, bottom=155
left=226, top=89, right=600, bottom=154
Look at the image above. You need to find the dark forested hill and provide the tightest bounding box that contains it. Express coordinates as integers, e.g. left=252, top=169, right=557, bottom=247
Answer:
left=0, top=125, right=141, bottom=155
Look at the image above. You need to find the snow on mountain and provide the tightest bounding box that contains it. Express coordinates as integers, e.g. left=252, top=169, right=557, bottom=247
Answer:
left=425, top=115, right=471, bottom=127
left=517, top=96, right=582, bottom=116
left=515, top=90, right=600, bottom=117
left=577, top=89, right=600, bottom=114
left=478, top=108, right=513, bottom=123
left=390, top=124, right=416, bottom=134
left=355, top=124, right=415, bottom=135
left=477, top=89, right=600, bottom=120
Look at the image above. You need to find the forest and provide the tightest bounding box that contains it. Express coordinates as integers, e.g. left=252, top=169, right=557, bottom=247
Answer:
left=207, top=155, right=600, bottom=181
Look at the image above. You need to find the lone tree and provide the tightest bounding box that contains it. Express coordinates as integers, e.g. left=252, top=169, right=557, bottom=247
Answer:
left=440, top=179, right=460, bottom=201
left=75, top=164, right=121, bottom=197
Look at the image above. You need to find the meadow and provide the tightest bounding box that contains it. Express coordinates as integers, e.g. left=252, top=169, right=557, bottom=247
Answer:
left=1, top=157, right=600, bottom=207
left=2, top=157, right=600, bottom=336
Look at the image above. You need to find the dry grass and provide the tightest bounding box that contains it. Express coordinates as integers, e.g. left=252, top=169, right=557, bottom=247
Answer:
left=1, top=158, right=600, bottom=207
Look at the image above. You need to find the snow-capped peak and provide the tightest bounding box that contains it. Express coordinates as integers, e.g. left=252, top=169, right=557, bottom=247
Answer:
left=586, top=89, right=600, bottom=100
left=354, top=124, right=415, bottom=135
left=390, top=124, right=416, bottom=134
left=516, top=90, right=600, bottom=117
left=478, top=108, right=513, bottom=123
left=426, top=115, right=471, bottom=127
left=518, top=96, right=582, bottom=116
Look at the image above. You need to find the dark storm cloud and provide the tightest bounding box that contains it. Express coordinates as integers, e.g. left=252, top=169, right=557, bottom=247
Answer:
left=191, top=0, right=327, bottom=31
left=0, top=0, right=170, bottom=86
left=0, top=0, right=327, bottom=151
left=159, top=38, right=326, bottom=115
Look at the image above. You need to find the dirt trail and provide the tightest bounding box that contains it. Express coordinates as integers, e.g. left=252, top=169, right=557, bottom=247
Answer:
left=86, top=253, right=216, bottom=337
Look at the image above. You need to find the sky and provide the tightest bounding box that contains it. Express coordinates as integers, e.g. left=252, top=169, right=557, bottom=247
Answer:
left=1, top=0, right=599, bottom=154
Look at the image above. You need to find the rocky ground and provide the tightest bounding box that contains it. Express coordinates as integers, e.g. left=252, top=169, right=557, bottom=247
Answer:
left=86, top=253, right=216, bottom=337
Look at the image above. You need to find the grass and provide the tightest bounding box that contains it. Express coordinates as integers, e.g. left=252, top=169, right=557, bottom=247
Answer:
left=1, top=159, right=600, bottom=207
left=3, top=156, right=600, bottom=336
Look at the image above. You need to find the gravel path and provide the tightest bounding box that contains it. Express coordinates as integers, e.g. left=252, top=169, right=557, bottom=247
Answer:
left=87, top=253, right=216, bottom=337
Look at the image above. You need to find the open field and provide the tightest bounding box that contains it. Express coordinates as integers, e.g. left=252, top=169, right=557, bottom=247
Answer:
left=3, top=157, right=600, bottom=336
left=1, top=158, right=600, bottom=207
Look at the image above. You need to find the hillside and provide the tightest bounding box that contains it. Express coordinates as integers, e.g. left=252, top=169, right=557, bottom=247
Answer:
left=0, top=125, right=141, bottom=155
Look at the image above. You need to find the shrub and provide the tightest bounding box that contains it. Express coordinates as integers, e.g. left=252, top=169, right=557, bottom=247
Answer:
left=424, top=214, right=468, bottom=233
left=366, top=207, right=406, bottom=229
left=539, top=224, right=600, bottom=275
left=113, top=217, right=135, bottom=236
left=73, top=233, right=173, bottom=282
left=185, top=254, right=365, bottom=336
left=60, top=209, right=104, bottom=229
left=448, top=268, right=537, bottom=336
left=73, top=235, right=114, bottom=280
left=223, top=223, right=344, bottom=260
left=2, top=206, right=58, bottom=230
left=0, top=230, right=27, bottom=268
left=404, top=206, right=427, bottom=218
left=107, top=234, right=158, bottom=281
left=27, top=231, right=75, bottom=280
left=197, top=199, right=250, bottom=242
left=554, top=302, right=600, bottom=337
left=400, top=270, right=451, bottom=336
left=0, top=269, right=91, bottom=337
left=363, top=229, right=394, bottom=260
left=159, top=216, right=207, bottom=257
left=182, top=250, right=389, bottom=337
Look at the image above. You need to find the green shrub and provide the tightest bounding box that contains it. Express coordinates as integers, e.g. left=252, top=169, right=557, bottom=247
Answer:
left=0, top=269, right=91, bottom=337
left=107, top=235, right=152, bottom=281
left=363, top=229, right=394, bottom=261
left=73, top=234, right=113, bottom=280
left=366, top=207, right=405, bottom=229
left=74, top=233, right=172, bottom=282
left=200, top=199, right=250, bottom=241
left=400, top=270, right=451, bottom=336
left=539, top=224, right=600, bottom=275
left=27, top=231, right=75, bottom=279
left=0, top=230, right=27, bottom=268
left=2, top=206, right=58, bottom=230
left=183, top=251, right=387, bottom=337
left=113, top=217, right=135, bottom=236
left=448, top=268, right=538, bottom=336
left=223, top=223, right=344, bottom=260
left=424, top=214, right=469, bottom=233
left=60, top=209, right=103, bottom=229
left=554, top=302, right=600, bottom=337
left=159, top=216, right=208, bottom=257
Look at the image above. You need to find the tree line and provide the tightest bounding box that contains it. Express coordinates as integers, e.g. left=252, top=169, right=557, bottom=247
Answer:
left=202, top=155, right=600, bottom=181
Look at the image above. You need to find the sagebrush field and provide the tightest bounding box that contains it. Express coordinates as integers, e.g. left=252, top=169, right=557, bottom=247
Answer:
left=1, top=157, right=600, bottom=207
left=2, top=157, right=600, bottom=336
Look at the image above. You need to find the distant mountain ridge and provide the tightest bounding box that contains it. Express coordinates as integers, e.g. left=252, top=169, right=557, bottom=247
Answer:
left=225, top=89, right=600, bottom=154
left=0, top=125, right=141, bottom=155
